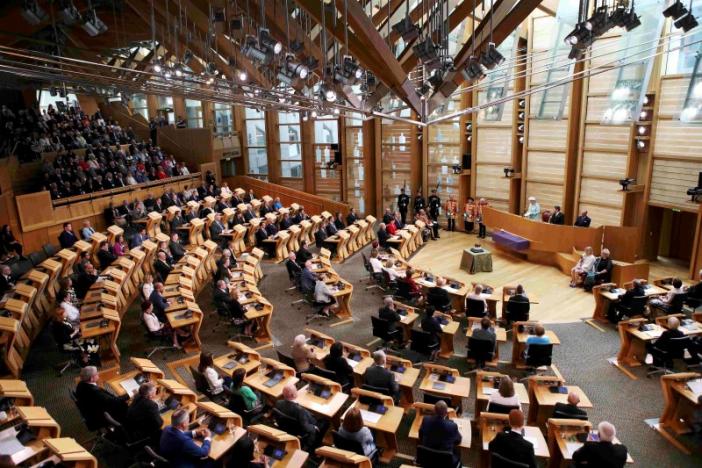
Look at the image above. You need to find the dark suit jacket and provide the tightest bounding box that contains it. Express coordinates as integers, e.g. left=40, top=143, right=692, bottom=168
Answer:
left=149, top=290, right=169, bottom=318
left=419, top=415, right=461, bottom=463
left=98, top=249, right=117, bottom=270
left=169, top=240, right=185, bottom=262
left=210, top=221, right=224, bottom=242
left=488, top=429, right=537, bottom=468
left=300, top=268, right=316, bottom=293
left=154, top=260, right=172, bottom=282
left=214, top=288, right=245, bottom=319
left=75, top=381, right=128, bottom=430
left=593, top=257, right=614, bottom=283
left=266, top=224, right=278, bottom=236
left=159, top=425, right=211, bottom=468
left=286, top=259, right=302, bottom=281
left=421, top=315, right=442, bottom=345
left=655, top=328, right=685, bottom=351
left=379, top=306, right=401, bottom=332
left=549, top=211, right=565, bottom=224
left=171, top=216, right=185, bottom=233
left=280, top=218, right=293, bottom=230
left=315, top=229, right=327, bottom=248
left=274, top=400, right=316, bottom=440
left=620, top=285, right=646, bottom=305
left=363, top=365, right=398, bottom=397
left=255, top=228, right=269, bottom=248
left=129, top=233, right=145, bottom=249
left=323, top=355, right=354, bottom=388
left=126, top=395, right=163, bottom=445
left=326, top=223, right=338, bottom=236
left=552, top=402, right=587, bottom=419
left=574, top=215, right=591, bottom=228
left=296, top=247, right=312, bottom=265
left=346, top=214, right=357, bottom=225
left=0, top=274, right=15, bottom=296
left=59, top=231, right=78, bottom=249
left=377, top=229, right=390, bottom=248
left=427, top=286, right=451, bottom=310
left=573, top=441, right=628, bottom=468
left=75, top=272, right=98, bottom=299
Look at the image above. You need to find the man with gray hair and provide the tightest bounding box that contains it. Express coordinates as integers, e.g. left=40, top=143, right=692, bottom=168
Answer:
left=419, top=400, right=462, bottom=466
left=274, top=384, right=328, bottom=452
left=552, top=391, right=587, bottom=420
left=0, top=265, right=14, bottom=296
left=573, top=421, right=628, bottom=467
left=159, top=408, right=212, bottom=466
left=363, top=350, right=399, bottom=401
left=126, top=382, right=162, bottom=447
left=75, top=366, right=128, bottom=430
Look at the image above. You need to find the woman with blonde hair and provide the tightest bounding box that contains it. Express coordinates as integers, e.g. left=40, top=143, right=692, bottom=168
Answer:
left=291, top=334, right=314, bottom=373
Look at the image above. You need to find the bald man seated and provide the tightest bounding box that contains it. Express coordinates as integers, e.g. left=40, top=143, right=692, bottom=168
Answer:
left=274, top=384, right=329, bottom=452
left=573, top=421, right=628, bottom=468
left=418, top=401, right=462, bottom=465
left=552, top=391, right=587, bottom=420
left=488, top=409, right=536, bottom=468
left=646, top=316, right=685, bottom=368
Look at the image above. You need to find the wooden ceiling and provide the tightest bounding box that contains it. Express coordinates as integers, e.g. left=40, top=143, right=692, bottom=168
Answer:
left=0, top=0, right=556, bottom=118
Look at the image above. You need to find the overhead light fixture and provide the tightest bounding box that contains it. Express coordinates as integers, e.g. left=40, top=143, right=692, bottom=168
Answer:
left=238, top=70, right=248, bottom=82
left=58, top=0, right=81, bottom=25
left=173, top=63, right=184, bottom=77
left=164, top=69, right=172, bottom=79
left=637, top=139, right=646, bottom=149
left=568, top=46, right=585, bottom=61
left=311, top=110, right=318, bottom=118
left=259, top=29, right=282, bottom=55
left=212, top=8, right=225, bottom=22
left=206, top=62, right=218, bottom=75
left=504, top=168, right=515, bottom=178
left=663, top=0, right=689, bottom=19
left=21, top=0, right=47, bottom=25
left=413, top=36, right=440, bottom=70
left=341, top=56, right=363, bottom=83
left=428, top=69, right=444, bottom=88
left=623, top=8, right=642, bottom=31
left=564, top=23, right=592, bottom=47
left=277, top=69, right=295, bottom=85
left=480, top=43, right=505, bottom=70
left=674, top=11, right=698, bottom=32
left=585, top=6, right=611, bottom=36
left=183, top=49, right=193, bottom=65
left=392, top=16, right=420, bottom=42
left=152, top=60, right=163, bottom=73
left=461, top=56, right=485, bottom=83
left=81, top=9, right=107, bottom=37
left=333, top=107, right=340, bottom=115
left=319, top=83, right=337, bottom=102
left=285, top=55, right=308, bottom=79
left=242, top=35, right=271, bottom=65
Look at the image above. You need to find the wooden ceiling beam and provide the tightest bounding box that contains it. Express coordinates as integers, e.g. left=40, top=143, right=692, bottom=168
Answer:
left=371, top=0, right=405, bottom=29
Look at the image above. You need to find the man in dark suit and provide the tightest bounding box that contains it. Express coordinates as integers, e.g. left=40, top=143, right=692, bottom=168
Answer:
left=213, top=280, right=244, bottom=320
left=285, top=252, right=302, bottom=283
left=378, top=296, right=402, bottom=343
left=421, top=306, right=443, bottom=354
left=574, top=210, right=591, bottom=227
left=97, top=242, right=116, bottom=270
left=58, top=222, right=78, bottom=249
left=346, top=208, right=358, bottom=226
left=647, top=316, right=685, bottom=368
left=0, top=265, right=15, bottom=296
left=169, top=232, right=186, bottom=262
left=149, top=282, right=170, bottom=321
left=275, top=384, right=328, bottom=452
left=314, top=225, right=328, bottom=249
left=610, top=279, right=647, bottom=322
left=130, top=227, right=147, bottom=249
left=75, top=262, right=98, bottom=299
left=126, top=382, right=163, bottom=447
left=279, top=213, right=293, bottom=230
left=243, top=205, right=256, bottom=222
left=255, top=223, right=274, bottom=258
left=552, top=391, right=588, bottom=420
left=548, top=205, right=565, bottom=225
left=363, top=350, right=399, bottom=400
left=296, top=241, right=312, bottom=266
left=153, top=251, right=172, bottom=282
left=300, top=261, right=317, bottom=293
left=377, top=223, right=390, bottom=249
left=265, top=219, right=279, bottom=237
left=209, top=213, right=225, bottom=247
left=418, top=401, right=462, bottom=465
left=325, top=219, right=338, bottom=236
left=160, top=408, right=212, bottom=468
left=573, top=421, right=628, bottom=468
left=488, top=409, right=537, bottom=468
left=75, top=366, right=128, bottom=431
left=171, top=212, right=185, bottom=233
left=427, top=277, right=452, bottom=311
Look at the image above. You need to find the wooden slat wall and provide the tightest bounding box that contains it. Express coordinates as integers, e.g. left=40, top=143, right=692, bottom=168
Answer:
left=525, top=119, right=567, bottom=210
left=649, top=159, right=702, bottom=211
left=581, top=151, right=628, bottom=179
left=657, top=76, right=687, bottom=118
left=653, top=120, right=702, bottom=157
left=475, top=164, right=510, bottom=211
left=475, top=122, right=511, bottom=210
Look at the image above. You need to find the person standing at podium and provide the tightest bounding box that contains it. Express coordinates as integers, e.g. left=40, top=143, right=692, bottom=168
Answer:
left=523, top=197, right=541, bottom=220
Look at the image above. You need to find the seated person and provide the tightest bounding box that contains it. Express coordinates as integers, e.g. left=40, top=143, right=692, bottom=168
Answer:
left=687, top=269, right=702, bottom=301
left=229, top=368, right=262, bottom=414
left=285, top=252, right=302, bottom=283
left=487, top=377, right=521, bottom=411
left=153, top=251, right=173, bottom=282
left=0, top=265, right=14, bottom=296
left=279, top=213, right=293, bottom=230
left=338, top=407, right=377, bottom=457
left=74, top=262, right=98, bottom=299
left=363, top=350, right=399, bottom=400
left=229, top=435, right=266, bottom=468
left=399, top=268, right=424, bottom=304
left=646, top=316, right=685, bottom=368
left=198, top=351, right=232, bottom=396
left=314, top=278, right=336, bottom=317
left=572, top=421, right=628, bottom=468
left=275, top=384, right=329, bottom=452
left=526, top=324, right=550, bottom=347
left=376, top=223, right=390, bottom=249
left=346, top=208, right=358, bottom=226
left=418, top=401, right=461, bottom=465
left=592, top=248, right=614, bottom=284
left=300, top=261, right=318, bottom=293
left=382, top=259, right=402, bottom=281
left=291, top=334, right=315, bottom=373
left=58, top=290, right=81, bottom=325
left=315, top=224, right=328, bottom=249
left=159, top=409, right=212, bottom=466
left=149, top=282, right=170, bottom=320
left=323, top=342, right=354, bottom=389
left=325, top=218, right=338, bottom=236
left=386, top=219, right=398, bottom=235
left=466, top=284, right=488, bottom=317
left=296, top=240, right=312, bottom=266
left=506, top=284, right=530, bottom=322
left=421, top=306, right=442, bottom=356
left=142, top=300, right=186, bottom=348
left=333, top=212, right=346, bottom=230
left=610, top=279, right=647, bottom=323
left=97, top=242, right=117, bottom=270
left=214, top=281, right=252, bottom=335
left=472, top=317, right=497, bottom=349
left=427, top=276, right=452, bottom=311
left=552, top=391, right=587, bottom=420
left=488, top=409, right=536, bottom=468
left=169, top=232, right=186, bottom=262
left=126, top=382, right=163, bottom=447
left=368, top=249, right=383, bottom=275
left=649, top=278, right=686, bottom=313
left=378, top=296, right=403, bottom=344
left=255, top=223, right=275, bottom=258
left=76, top=366, right=128, bottom=430
left=570, top=246, right=596, bottom=287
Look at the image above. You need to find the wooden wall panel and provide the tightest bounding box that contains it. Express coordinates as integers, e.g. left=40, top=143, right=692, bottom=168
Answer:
left=653, top=120, right=702, bottom=158
left=524, top=181, right=564, bottom=210
left=579, top=178, right=624, bottom=207
left=531, top=16, right=556, bottom=50
left=15, top=192, right=54, bottom=230
left=475, top=164, right=510, bottom=208
left=657, top=77, right=688, bottom=118
left=578, top=203, right=622, bottom=227
left=649, top=159, right=702, bottom=209
left=476, top=128, right=512, bottom=164
left=581, top=151, right=628, bottom=179
left=587, top=69, right=619, bottom=95
left=280, top=177, right=304, bottom=191
left=585, top=96, right=611, bottom=120
left=589, top=36, right=620, bottom=69
left=527, top=120, right=567, bottom=151
left=583, top=124, right=630, bottom=152
left=526, top=151, right=565, bottom=183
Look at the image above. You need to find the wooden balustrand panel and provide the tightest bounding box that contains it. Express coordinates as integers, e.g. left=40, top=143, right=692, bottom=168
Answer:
left=526, top=151, right=566, bottom=184
left=649, top=158, right=702, bottom=210
left=653, top=120, right=702, bottom=158
left=381, top=120, right=414, bottom=211
left=475, top=165, right=510, bottom=211
left=582, top=124, right=631, bottom=153
left=527, top=120, right=568, bottom=152
left=280, top=177, right=304, bottom=191
left=581, top=151, right=628, bottom=180
left=657, top=77, right=689, bottom=118
left=577, top=178, right=625, bottom=227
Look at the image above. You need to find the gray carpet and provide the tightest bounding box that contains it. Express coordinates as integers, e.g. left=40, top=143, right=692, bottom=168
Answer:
left=21, top=242, right=702, bottom=467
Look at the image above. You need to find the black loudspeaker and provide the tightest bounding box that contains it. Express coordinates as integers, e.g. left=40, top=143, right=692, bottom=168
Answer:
left=334, top=151, right=342, bottom=165
left=462, top=153, right=471, bottom=170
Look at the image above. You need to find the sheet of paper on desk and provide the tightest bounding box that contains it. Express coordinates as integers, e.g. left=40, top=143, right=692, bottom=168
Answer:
left=345, top=358, right=359, bottom=368
left=566, top=441, right=583, bottom=457
left=0, top=436, right=27, bottom=462
left=482, top=387, right=498, bottom=395
left=645, top=329, right=664, bottom=338
left=523, top=436, right=538, bottom=448
left=479, top=293, right=492, bottom=299
left=687, top=378, right=702, bottom=396
left=360, top=409, right=381, bottom=424
left=120, top=378, right=140, bottom=396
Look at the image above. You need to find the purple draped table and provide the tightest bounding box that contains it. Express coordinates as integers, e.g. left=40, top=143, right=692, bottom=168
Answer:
left=492, top=229, right=530, bottom=251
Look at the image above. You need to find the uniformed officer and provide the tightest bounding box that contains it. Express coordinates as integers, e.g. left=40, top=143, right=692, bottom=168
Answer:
left=445, top=195, right=458, bottom=232
left=414, top=189, right=426, bottom=215
left=428, top=189, right=441, bottom=222
left=397, top=188, right=410, bottom=225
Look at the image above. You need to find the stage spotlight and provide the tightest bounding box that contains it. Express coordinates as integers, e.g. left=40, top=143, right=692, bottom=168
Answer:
left=311, top=110, right=318, bottom=118
left=392, top=16, right=420, bottom=42
left=480, top=43, right=505, bottom=70
left=152, top=60, right=163, bottom=73
left=319, top=83, right=337, bottom=102
left=663, top=0, right=688, bottom=19
left=277, top=69, right=295, bottom=85
left=413, top=36, right=440, bottom=70
left=564, top=23, right=591, bottom=47
left=428, top=69, right=444, bottom=88
left=342, top=56, right=363, bottom=82
left=623, top=9, right=642, bottom=31
left=286, top=55, right=309, bottom=79
left=461, top=56, right=485, bottom=82
left=21, top=0, right=47, bottom=25
left=585, top=6, right=610, bottom=36
left=238, top=70, right=248, bottom=82
left=58, top=0, right=81, bottom=25
left=173, top=63, right=184, bottom=77
left=637, top=139, right=646, bottom=149
left=674, top=12, right=698, bottom=32
left=81, top=9, right=107, bottom=36
left=183, top=50, right=193, bottom=65
left=242, top=35, right=271, bottom=65
left=259, top=29, right=282, bottom=55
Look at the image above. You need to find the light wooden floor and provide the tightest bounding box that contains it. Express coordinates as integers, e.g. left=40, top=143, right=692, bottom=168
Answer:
left=410, top=230, right=689, bottom=324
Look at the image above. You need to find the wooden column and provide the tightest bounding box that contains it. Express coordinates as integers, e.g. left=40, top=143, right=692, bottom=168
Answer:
left=563, top=60, right=585, bottom=225
left=363, top=118, right=377, bottom=216
left=146, top=94, right=159, bottom=119
left=173, top=96, right=186, bottom=123
left=374, top=118, right=383, bottom=216
left=301, top=117, right=316, bottom=193
left=265, top=110, right=281, bottom=184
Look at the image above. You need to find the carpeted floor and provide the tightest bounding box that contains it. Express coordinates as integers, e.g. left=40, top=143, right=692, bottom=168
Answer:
left=21, top=238, right=702, bottom=467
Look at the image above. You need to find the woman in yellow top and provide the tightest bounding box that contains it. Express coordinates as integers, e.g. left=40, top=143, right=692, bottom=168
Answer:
left=445, top=195, right=458, bottom=232
left=463, top=197, right=476, bottom=233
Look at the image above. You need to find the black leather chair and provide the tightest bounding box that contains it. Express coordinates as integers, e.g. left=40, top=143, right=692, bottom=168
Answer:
left=228, top=392, right=264, bottom=425
left=28, top=250, right=47, bottom=266
left=43, top=243, right=58, bottom=258
left=371, top=316, right=401, bottom=348
left=650, top=293, right=687, bottom=317
left=144, top=445, right=170, bottom=467
left=466, top=298, right=487, bottom=317
left=485, top=402, right=520, bottom=414
left=422, top=391, right=459, bottom=414
left=524, top=343, right=553, bottom=370
left=189, top=366, right=227, bottom=403
left=552, top=408, right=589, bottom=421
left=332, top=430, right=380, bottom=465
left=410, top=329, right=439, bottom=360
left=361, top=383, right=394, bottom=401
left=491, top=452, right=530, bottom=468
left=103, top=411, right=149, bottom=452
left=505, top=300, right=530, bottom=325
left=394, top=280, right=418, bottom=304
left=647, top=336, right=691, bottom=377
left=611, top=296, right=648, bottom=323
left=415, top=444, right=460, bottom=468
left=466, top=337, right=496, bottom=369
left=276, top=349, right=297, bottom=370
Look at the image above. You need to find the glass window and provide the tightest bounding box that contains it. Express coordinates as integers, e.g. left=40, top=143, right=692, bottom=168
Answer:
left=279, top=111, right=302, bottom=178
left=314, top=119, right=339, bottom=144
left=281, top=160, right=303, bottom=178
left=214, top=103, right=232, bottom=135
left=345, top=113, right=365, bottom=214
left=244, top=107, right=267, bottom=176
left=185, top=99, right=203, bottom=128
left=131, top=93, right=149, bottom=120
left=156, top=96, right=175, bottom=124
left=38, top=89, right=79, bottom=113
left=314, top=116, right=341, bottom=199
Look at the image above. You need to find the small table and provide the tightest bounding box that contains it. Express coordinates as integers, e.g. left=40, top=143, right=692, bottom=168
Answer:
left=460, top=248, right=493, bottom=274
